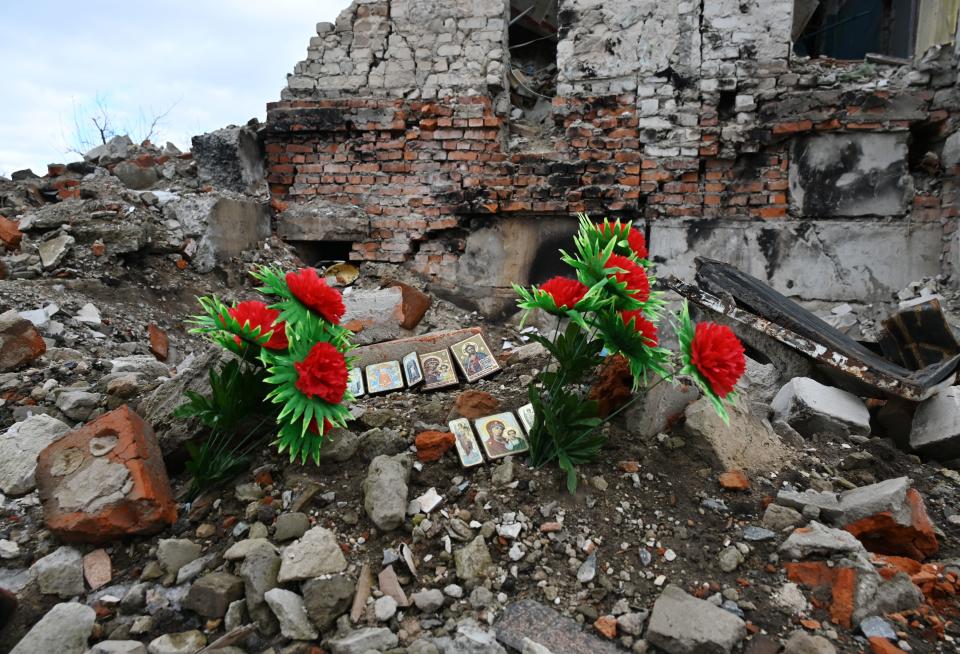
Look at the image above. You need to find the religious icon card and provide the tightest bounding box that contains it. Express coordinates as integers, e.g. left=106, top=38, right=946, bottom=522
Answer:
left=448, top=417, right=483, bottom=468
left=474, top=412, right=530, bottom=460
left=347, top=367, right=365, bottom=398
left=365, top=360, right=404, bottom=394
left=402, top=351, right=423, bottom=387
left=517, top=403, right=535, bottom=434
left=418, top=349, right=459, bottom=390
left=450, top=333, right=501, bottom=382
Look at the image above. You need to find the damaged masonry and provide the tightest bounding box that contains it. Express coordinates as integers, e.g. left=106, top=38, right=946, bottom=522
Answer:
left=2, top=1, right=960, bottom=654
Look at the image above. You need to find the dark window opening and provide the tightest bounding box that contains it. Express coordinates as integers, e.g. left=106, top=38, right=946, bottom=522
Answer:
left=289, top=240, right=353, bottom=268
left=507, top=0, right=559, bottom=151
left=793, top=0, right=919, bottom=60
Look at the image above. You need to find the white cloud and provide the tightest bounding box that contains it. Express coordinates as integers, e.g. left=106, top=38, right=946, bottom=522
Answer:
left=0, top=0, right=352, bottom=175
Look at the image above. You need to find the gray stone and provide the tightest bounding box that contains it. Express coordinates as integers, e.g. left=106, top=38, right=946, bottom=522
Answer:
left=782, top=629, right=836, bottom=654
left=910, top=387, right=960, bottom=459
left=772, top=377, right=870, bottom=437
left=10, top=602, right=95, bottom=654
left=762, top=504, right=804, bottom=531
left=363, top=454, right=411, bottom=531
left=32, top=545, right=84, bottom=597
left=718, top=546, right=743, bottom=572
left=0, top=414, right=70, bottom=495
left=779, top=521, right=865, bottom=559
left=318, top=427, right=360, bottom=462
left=224, top=598, right=246, bottom=631
left=342, top=287, right=405, bottom=345
left=412, top=588, right=445, bottom=612
left=277, top=526, right=347, bottom=582
left=146, top=630, right=206, bottom=654
left=435, top=619, right=507, bottom=654
left=625, top=378, right=700, bottom=439
left=56, top=390, right=101, bottom=421
left=683, top=396, right=792, bottom=473
left=374, top=594, right=398, bottom=621
left=491, top=458, right=515, bottom=487
left=38, top=234, right=75, bottom=269
left=156, top=539, right=202, bottom=575
left=113, top=161, right=159, bottom=190
left=183, top=571, right=244, bottom=617
left=264, top=588, right=319, bottom=640
left=853, top=571, right=923, bottom=626
left=645, top=585, right=746, bottom=654
left=223, top=538, right=276, bottom=561
left=859, top=616, right=898, bottom=641
left=576, top=552, right=597, bottom=583
left=84, top=135, right=134, bottom=163
left=90, top=642, right=148, bottom=654
left=835, top=477, right=912, bottom=526
left=326, top=627, right=399, bottom=654
left=742, top=526, right=776, bottom=542
left=495, top=599, right=623, bottom=653
left=191, top=123, right=266, bottom=195
left=240, top=541, right=280, bottom=630
left=775, top=488, right=843, bottom=522
left=455, top=536, right=493, bottom=583
left=273, top=511, right=310, bottom=541
left=743, top=358, right=782, bottom=404
left=358, top=428, right=407, bottom=459
left=302, top=573, right=355, bottom=630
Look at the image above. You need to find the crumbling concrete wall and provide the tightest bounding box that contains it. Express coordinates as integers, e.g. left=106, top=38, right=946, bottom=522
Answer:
left=266, top=0, right=960, bottom=313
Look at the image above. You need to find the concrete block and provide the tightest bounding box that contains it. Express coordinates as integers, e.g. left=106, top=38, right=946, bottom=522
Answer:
left=910, top=386, right=960, bottom=460
left=772, top=377, right=870, bottom=437
left=650, top=219, right=943, bottom=304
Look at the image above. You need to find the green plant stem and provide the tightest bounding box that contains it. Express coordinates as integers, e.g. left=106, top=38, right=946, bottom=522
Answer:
left=600, top=372, right=671, bottom=426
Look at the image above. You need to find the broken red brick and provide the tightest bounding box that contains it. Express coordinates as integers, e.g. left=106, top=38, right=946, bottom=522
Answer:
left=91, top=241, right=106, bottom=257
left=830, top=567, right=856, bottom=629
left=844, top=488, right=938, bottom=561
left=867, top=637, right=906, bottom=654
left=785, top=561, right=835, bottom=589
left=719, top=470, right=750, bottom=491
left=383, top=280, right=432, bottom=330
left=0, top=312, right=46, bottom=372
left=148, top=324, right=169, bottom=361
left=0, top=216, right=22, bottom=251
left=36, top=405, right=178, bottom=543
left=455, top=390, right=500, bottom=419
left=618, top=461, right=640, bottom=473
left=415, top=431, right=455, bottom=463
left=593, top=615, right=617, bottom=639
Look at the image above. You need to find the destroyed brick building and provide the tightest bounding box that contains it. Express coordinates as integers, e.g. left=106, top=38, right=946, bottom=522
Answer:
left=264, top=0, right=960, bottom=316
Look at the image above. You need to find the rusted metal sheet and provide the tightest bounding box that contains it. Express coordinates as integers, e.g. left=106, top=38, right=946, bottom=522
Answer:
left=668, top=259, right=959, bottom=402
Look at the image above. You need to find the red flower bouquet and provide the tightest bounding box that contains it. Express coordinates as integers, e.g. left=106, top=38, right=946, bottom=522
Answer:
left=539, top=276, right=589, bottom=312
left=227, top=301, right=289, bottom=350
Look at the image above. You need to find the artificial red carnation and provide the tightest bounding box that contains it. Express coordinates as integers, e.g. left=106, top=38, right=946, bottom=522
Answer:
left=620, top=310, right=658, bottom=347
left=599, top=223, right=648, bottom=259
left=690, top=322, right=745, bottom=398
left=286, top=268, right=345, bottom=324
left=540, top=276, right=588, bottom=310
left=294, top=341, right=348, bottom=404
left=225, top=300, right=288, bottom=350
left=605, top=254, right=650, bottom=303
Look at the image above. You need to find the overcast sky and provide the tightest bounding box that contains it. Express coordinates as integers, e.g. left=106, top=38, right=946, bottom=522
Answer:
left=0, top=0, right=351, bottom=175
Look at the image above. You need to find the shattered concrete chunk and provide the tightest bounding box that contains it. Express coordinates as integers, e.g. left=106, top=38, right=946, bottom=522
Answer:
left=772, top=377, right=870, bottom=437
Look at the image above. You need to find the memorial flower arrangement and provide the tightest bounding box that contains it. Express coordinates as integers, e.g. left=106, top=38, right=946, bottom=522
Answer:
left=177, top=265, right=355, bottom=493
left=514, top=214, right=745, bottom=492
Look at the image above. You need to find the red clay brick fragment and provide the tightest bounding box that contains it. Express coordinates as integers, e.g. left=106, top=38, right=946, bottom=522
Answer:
left=415, top=431, right=455, bottom=462
left=844, top=489, right=938, bottom=560
left=36, top=405, right=177, bottom=543
left=719, top=470, right=750, bottom=491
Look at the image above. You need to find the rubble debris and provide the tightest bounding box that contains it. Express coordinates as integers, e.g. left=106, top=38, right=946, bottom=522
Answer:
left=910, top=386, right=960, bottom=460
left=9, top=602, right=95, bottom=654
